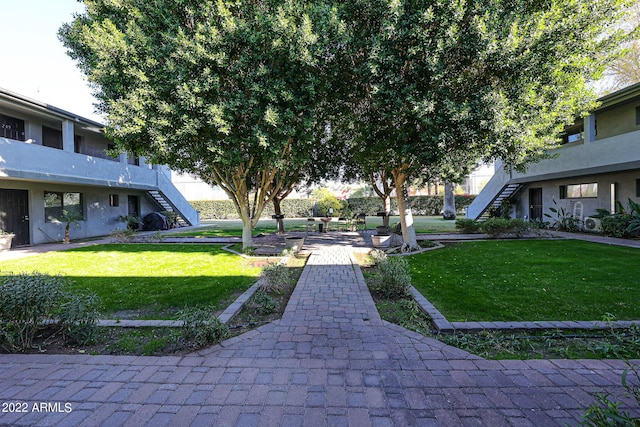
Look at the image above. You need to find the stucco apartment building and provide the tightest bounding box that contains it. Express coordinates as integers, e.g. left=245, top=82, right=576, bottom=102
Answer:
left=467, top=82, right=640, bottom=229
left=0, top=88, right=198, bottom=248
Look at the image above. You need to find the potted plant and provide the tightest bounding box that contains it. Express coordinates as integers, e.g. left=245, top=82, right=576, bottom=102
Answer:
left=0, top=230, right=15, bottom=251
left=118, top=214, right=140, bottom=230
left=371, top=234, right=391, bottom=248
left=372, top=222, right=392, bottom=248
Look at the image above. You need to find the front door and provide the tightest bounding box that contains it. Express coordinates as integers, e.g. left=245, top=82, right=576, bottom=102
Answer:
left=0, top=189, right=30, bottom=246
left=529, top=188, right=543, bottom=221
left=128, top=195, right=139, bottom=217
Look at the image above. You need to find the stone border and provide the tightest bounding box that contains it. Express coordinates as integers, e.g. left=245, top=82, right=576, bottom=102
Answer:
left=410, top=287, right=640, bottom=333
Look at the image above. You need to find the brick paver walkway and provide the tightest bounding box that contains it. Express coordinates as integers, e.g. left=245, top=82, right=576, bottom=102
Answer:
left=0, top=233, right=638, bottom=426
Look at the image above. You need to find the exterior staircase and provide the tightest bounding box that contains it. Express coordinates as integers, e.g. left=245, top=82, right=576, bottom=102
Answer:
left=147, top=190, right=192, bottom=227
left=476, top=183, right=522, bottom=219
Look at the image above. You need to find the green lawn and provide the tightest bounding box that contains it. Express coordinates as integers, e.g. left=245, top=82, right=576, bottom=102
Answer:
left=0, top=244, right=262, bottom=319
left=172, top=215, right=457, bottom=237
left=408, top=240, right=640, bottom=322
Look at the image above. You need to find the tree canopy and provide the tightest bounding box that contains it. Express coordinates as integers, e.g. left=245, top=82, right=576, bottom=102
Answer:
left=60, top=0, right=342, bottom=248
left=329, top=0, right=635, bottom=248
left=61, top=0, right=636, bottom=250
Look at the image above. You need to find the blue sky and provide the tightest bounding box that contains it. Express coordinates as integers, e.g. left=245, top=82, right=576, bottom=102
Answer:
left=1, top=1, right=101, bottom=122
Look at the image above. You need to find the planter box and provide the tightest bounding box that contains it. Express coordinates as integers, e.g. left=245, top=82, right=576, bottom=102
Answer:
left=285, top=237, right=305, bottom=252
left=371, top=234, right=391, bottom=248
left=0, top=234, right=15, bottom=251
left=375, top=226, right=391, bottom=236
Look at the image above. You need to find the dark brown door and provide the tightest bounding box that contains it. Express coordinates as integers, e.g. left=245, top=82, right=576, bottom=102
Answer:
left=128, top=195, right=139, bottom=217
left=529, top=188, right=543, bottom=221
left=0, top=189, right=30, bottom=246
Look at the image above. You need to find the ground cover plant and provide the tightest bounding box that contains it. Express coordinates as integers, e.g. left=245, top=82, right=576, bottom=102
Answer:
left=408, top=240, right=640, bottom=322
left=0, top=244, right=262, bottom=319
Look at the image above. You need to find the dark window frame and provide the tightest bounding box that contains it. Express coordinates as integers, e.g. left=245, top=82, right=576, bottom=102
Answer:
left=109, top=194, right=119, bottom=207
left=44, top=191, right=84, bottom=222
left=559, top=183, right=598, bottom=199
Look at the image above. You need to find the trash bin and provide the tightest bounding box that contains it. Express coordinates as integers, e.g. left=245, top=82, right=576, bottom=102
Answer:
left=318, top=224, right=324, bottom=232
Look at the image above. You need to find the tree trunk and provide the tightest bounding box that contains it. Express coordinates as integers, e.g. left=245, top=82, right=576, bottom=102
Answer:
left=64, top=223, right=71, bottom=244
left=273, top=197, right=285, bottom=233
left=382, top=196, right=391, bottom=228
left=241, top=220, right=253, bottom=250
left=391, top=167, right=418, bottom=251
left=369, top=170, right=395, bottom=229
left=443, top=181, right=456, bottom=220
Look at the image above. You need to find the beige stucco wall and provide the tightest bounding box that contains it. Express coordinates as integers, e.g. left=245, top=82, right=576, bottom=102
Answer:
left=595, top=101, right=640, bottom=141
left=514, top=170, right=640, bottom=220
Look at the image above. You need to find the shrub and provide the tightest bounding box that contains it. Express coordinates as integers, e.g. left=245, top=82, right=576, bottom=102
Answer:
left=455, top=218, right=481, bottom=233
left=260, top=263, right=293, bottom=293
left=177, top=306, right=229, bottom=347
left=481, top=218, right=531, bottom=238
left=369, top=249, right=388, bottom=265
left=0, top=273, right=65, bottom=351
left=250, top=289, right=278, bottom=315
left=0, top=273, right=101, bottom=351
left=601, top=214, right=635, bottom=238
left=373, top=257, right=412, bottom=299
left=58, top=293, right=101, bottom=345
left=110, top=228, right=136, bottom=243
left=544, top=198, right=581, bottom=232
left=159, top=210, right=178, bottom=227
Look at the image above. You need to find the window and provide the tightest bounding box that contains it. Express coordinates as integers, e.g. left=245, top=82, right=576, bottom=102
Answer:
left=560, top=183, right=598, bottom=199
left=636, top=179, right=640, bottom=198
left=0, top=113, right=25, bottom=141
left=562, top=122, right=584, bottom=145
left=44, top=192, right=83, bottom=222
left=636, top=107, right=640, bottom=126
left=42, top=126, right=63, bottom=149
left=109, top=194, right=119, bottom=207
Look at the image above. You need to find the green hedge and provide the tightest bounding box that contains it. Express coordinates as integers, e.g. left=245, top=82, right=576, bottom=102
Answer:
left=191, top=195, right=476, bottom=220
left=346, top=195, right=476, bottom=216
left=191, top=199, right=315, bottom=220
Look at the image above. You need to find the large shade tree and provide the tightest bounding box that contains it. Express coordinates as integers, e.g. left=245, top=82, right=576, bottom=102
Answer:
left=334, top=0, right=634, bottom=250
left=60, top=0, right=342, bottom=249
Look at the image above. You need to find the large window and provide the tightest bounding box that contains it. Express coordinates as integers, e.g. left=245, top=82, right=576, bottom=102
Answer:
left=44, top=192, right=84, bottom=222
left=0, top=113, right=25, bottom=141
left=42, top=126, right=63, bottom=149
left=560, top=183, right=598, bottom=199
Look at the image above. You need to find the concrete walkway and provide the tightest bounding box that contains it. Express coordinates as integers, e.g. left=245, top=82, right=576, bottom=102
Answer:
left=0, top=234, right=638, bottom=426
